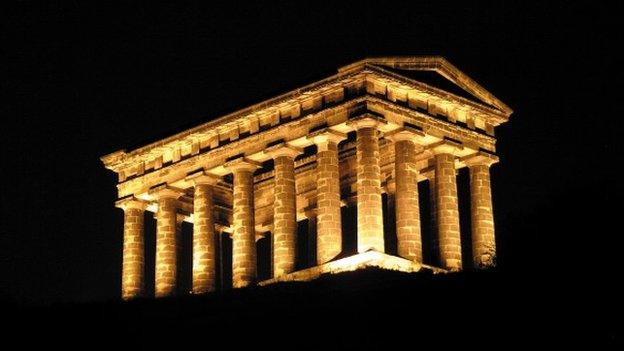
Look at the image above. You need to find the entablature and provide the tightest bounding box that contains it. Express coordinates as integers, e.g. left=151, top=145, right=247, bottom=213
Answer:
left=114, top=109, right=496, bottom=199
left=102, top=57, right=512, bottom=199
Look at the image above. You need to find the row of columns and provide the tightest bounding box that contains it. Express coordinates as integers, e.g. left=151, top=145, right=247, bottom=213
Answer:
left=118, top=118, right=497, bottom=300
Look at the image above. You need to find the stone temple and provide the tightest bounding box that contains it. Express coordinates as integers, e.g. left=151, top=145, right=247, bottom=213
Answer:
left=101, top=57, right=513, bottom=300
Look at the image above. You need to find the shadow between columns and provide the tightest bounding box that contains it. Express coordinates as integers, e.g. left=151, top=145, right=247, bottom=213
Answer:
left=419, top=180, right=436, bottom=267
left=458, top=168, right=474, bottom=270
left=340, top=205, right=357, bottom=257
left=382, top=193, right=397, bottom=256
left=256, top=233, right=271, bottom=281
left=217, top=232, right=232, bottom=290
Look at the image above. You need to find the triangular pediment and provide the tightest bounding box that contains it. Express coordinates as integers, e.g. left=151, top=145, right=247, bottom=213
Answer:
left=339, top=56, right=512, bottom=115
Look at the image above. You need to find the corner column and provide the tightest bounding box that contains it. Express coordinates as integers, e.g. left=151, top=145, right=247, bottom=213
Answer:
left=265, top=143, right=302, bottom=277
left=348, top=116, right=385, bottom=253
left=151, top=186, right=184, bottom=297
left=308, top=129, right=346, bottom=264
left=464, top=152, right=499, bottom=268
left=189, top=172, right=220, bottom=294
left=117, top=197, right=147, bottom=300
left=385, top=128, right=426, bottom=262
left=225, top=158, right=260, bottom=288
left=430, top=141, right=463, bottom=270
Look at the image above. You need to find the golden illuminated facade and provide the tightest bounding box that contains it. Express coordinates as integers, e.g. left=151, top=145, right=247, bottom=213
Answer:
left=101, top=57, right=512, bottom=300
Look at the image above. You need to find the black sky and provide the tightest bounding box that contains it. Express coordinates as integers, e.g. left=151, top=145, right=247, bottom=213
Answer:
left=2, top=1, right=622, bottom=304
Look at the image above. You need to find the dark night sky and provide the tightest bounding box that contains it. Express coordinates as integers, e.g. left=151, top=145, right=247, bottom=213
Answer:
left=2, top=1, right=621, bottom=305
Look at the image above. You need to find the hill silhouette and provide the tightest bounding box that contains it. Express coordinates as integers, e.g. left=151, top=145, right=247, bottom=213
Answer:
left=5, top=266, right=618, bottom=348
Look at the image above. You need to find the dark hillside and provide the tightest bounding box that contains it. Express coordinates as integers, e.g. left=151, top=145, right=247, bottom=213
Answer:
left=6, top=267, right=618, bottom=348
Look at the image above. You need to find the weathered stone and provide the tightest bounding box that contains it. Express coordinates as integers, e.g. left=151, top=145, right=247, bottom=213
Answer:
left=102, top=57, right=513, bottom=296
left=270, top=152, right=298, bottom=277
left=466, top=157, right=497, bottom=268
left=118, top=199, right=147, bottom=300
left=225, top=159, right=259, bottom=288
left=309, top=130, right=346, bottom=264
left=350, top=117, right=385, bottom=253
left=154, top=191, right=181, bottom=297
left=393, top=139, right=422, bottom=262
left=432, top=151, right=462, bottom=270
left=192, top=176, right=218, bottom=294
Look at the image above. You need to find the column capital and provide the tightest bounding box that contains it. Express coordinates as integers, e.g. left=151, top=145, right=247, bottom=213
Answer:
left=308, top=128, right=346, bottom=144
left=223, top=157, right=261, bottom=173
left=461, top=151, right=499, bottom=168
left=384, top=126, right=429, bottom=146
left=307, top=128, right=347, bottom=151
left=149, top=184, right=185, bottom=200
left=186, top=170, right=221, bottom=186
left=115, top=196, right=148, bottom=211
left=346, top=114, right=387, bottom=130
left=264, top=142, right=303, bottom=159
left=428, top=139, right=464, bottom=156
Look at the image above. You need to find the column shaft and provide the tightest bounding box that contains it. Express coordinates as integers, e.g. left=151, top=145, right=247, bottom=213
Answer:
left=316, top=141, right=342, bottom=263
left=470, top=164, right=496, bottom=268
left=121, top=207, right=145, bottom=299
left=434, top=153, right=462, bottom=270
left=356, top=127, right=384, bottom=253
left=193, top=183, right=216, bottom=293
left=232, top=170, right=256, bottom=287
left=272, top=155, right=297, bottom=276
left=155, top=196, right=178, bottom=297
left=394, top=139, right=422, bottom=261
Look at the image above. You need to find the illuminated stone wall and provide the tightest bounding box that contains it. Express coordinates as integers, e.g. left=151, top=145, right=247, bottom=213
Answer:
left=103, top=57, right=512, bottom=299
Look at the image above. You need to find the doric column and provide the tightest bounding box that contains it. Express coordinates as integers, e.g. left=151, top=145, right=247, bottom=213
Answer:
left=116, top=197, right=147, bottom=300
left=348, top=116, right=385, bottom=253
left=151, top=186, right=184, bottom=297
left=385, top=128, right=426, bottom=262
left=225, top=158, right=260, bottom=288
left=308, top=129, right=346, bottom=264
left=265, top=143, right=302, bottom=277
left=189, top=172, right=220, bottom=294
left=463, top=152, right=499, bottom=269
left=430, top=141, right=463, bottom=270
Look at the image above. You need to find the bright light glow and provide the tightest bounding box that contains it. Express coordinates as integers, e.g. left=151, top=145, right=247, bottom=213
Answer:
left=259, top=251, right=446, bottom=286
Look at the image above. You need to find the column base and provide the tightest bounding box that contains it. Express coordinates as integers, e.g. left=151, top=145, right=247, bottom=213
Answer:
left=258, top=251, right=447, bottom=286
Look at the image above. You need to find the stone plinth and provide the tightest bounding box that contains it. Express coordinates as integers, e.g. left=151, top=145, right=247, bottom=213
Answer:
left=258, top=251, right=446, bottom=286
